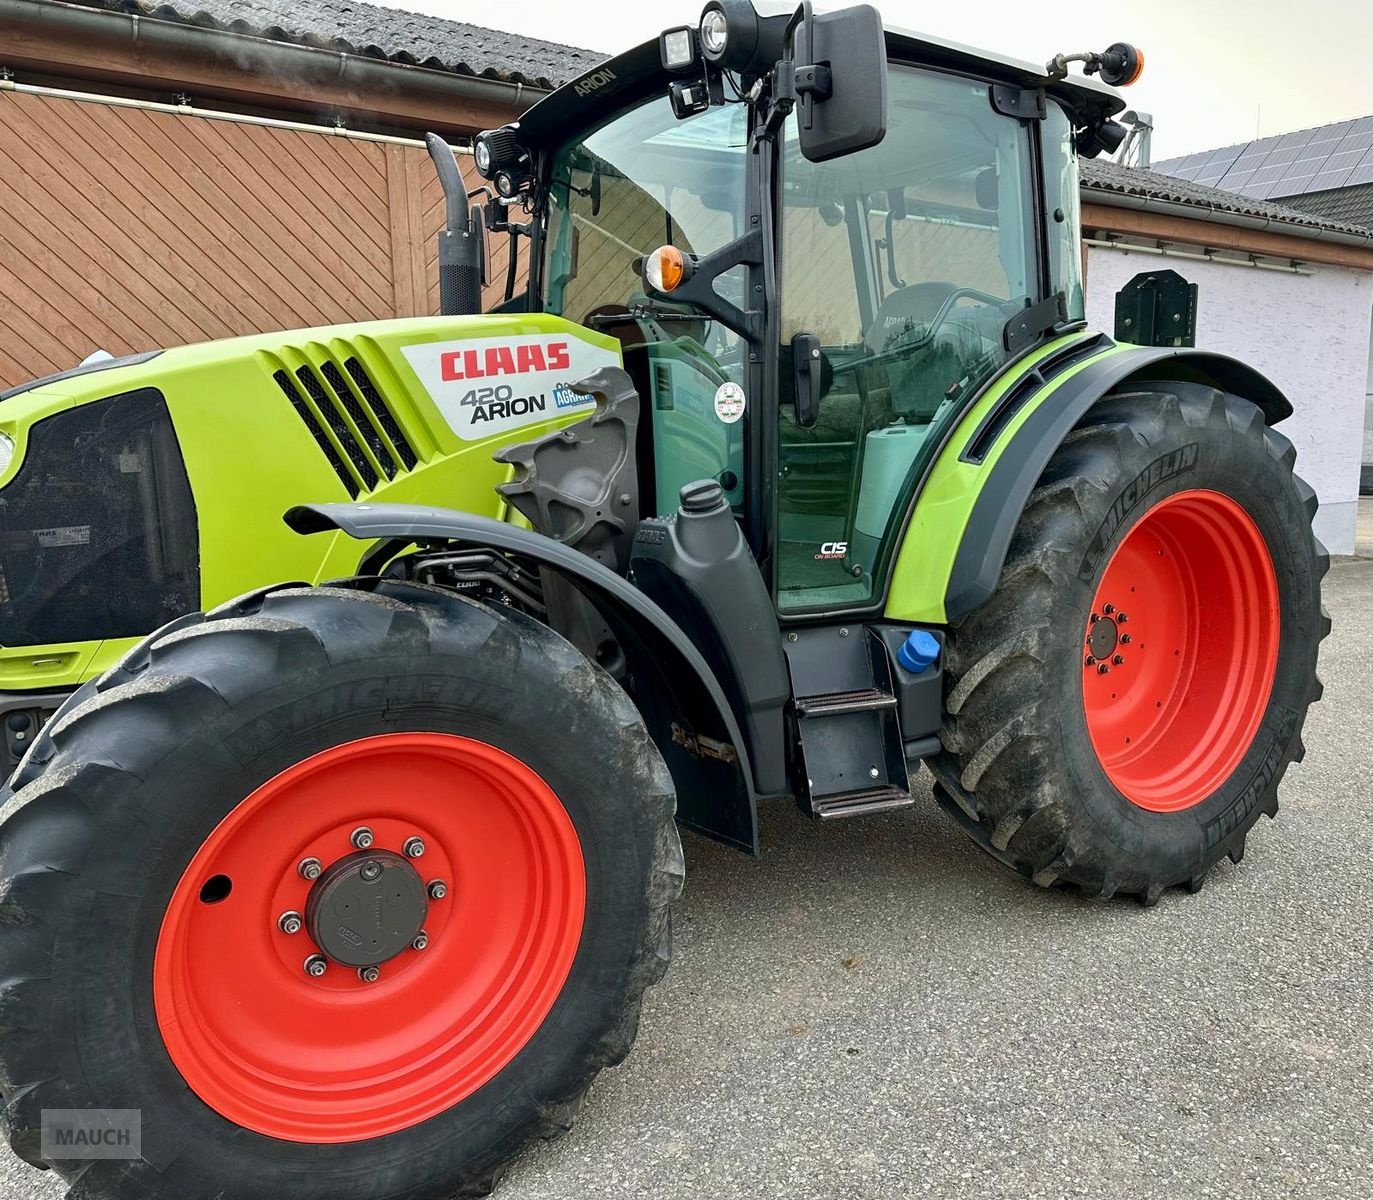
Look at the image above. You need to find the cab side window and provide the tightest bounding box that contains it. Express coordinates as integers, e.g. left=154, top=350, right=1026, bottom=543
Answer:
left=777, top=66, right=1037, bottom=612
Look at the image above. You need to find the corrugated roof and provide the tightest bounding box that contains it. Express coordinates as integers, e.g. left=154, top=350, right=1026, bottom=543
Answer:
left=1153, top=116, right=1373, bottom=201
left=1080, top=156, right=1373, bottom=239
left=52, top=0, right=602, bottom=90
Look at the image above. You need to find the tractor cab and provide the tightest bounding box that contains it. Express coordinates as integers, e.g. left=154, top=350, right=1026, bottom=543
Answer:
left=467, top=2, right=1133, bottom=616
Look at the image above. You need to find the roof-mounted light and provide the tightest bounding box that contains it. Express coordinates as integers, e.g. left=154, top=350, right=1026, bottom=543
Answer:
left=472, top=126, right=522, bottom=181
left=699, top=6, right=729, bottom=59
left=661, top=25, right=699, bottom=73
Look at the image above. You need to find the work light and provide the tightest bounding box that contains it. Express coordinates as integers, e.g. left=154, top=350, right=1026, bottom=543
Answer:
left=495, top=169, right=530, bottom=199
left=660, top=25, right=698, bottom=72
left=696, top=0, right=787, bottom=76
left=699, top=6, right=729, bottom=58
left=472, top=127, right=521, bottom=181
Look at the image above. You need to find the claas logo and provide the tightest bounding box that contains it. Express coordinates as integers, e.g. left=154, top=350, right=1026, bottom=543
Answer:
left=440, top=342, right=571, bottom=381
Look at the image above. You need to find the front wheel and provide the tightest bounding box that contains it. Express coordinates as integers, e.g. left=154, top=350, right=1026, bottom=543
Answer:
left=0, top=580, right=683, bottom=1198
left=931, top=382, right=1328, bottom=903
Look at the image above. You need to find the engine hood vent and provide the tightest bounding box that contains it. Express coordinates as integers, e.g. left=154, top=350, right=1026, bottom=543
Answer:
left=269, top=348, right=420, bottom=498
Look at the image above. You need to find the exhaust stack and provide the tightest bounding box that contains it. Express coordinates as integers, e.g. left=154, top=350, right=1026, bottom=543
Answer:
left=424, top=134, right=486, bottom=317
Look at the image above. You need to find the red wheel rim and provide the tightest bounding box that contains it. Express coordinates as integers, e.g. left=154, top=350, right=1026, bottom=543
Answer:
left=1082, top=489, right=1280, bottom=813
left=153, top=733, right=585, bottom=1143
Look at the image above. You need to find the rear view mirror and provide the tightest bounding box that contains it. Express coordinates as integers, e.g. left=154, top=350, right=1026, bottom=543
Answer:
left=794, top=4, right=887, bottom=163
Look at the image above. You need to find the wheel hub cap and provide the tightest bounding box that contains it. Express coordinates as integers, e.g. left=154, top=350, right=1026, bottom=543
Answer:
left=305, top=850, right=428, bottom=968
left=1086, top=614, right=1119, bottom=661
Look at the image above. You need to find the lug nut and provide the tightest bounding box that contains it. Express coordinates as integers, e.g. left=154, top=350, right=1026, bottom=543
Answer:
left=1089, top=613, right=1100, bottom=625
left=350, top=826, right=374, bottom=849
left=1113, top=655, right=1126, bottom=666
left=412, top=931, right=429, bottom=951
left=304, top=955, right=327, bottom=978
left=1103, top=603, right=1116, bottom=615
left=278, top=910, right=304, bottom=935
left=359, top=859, right=383, bottom=883
left=358, top=966, right=381, bottom=983
left=1121, top=634, right=1133, bottom=645
left=298, top=857, right=322, bottom=881
left=1117, top=612, right=1129, bottom=623
left=1085, top=655, right=1097, bottom=667
left=403, top=837, right=426, bottom=859
left=1098, top=664, right=1111, bottom=675
left=427, top=880, right=448, bottom=901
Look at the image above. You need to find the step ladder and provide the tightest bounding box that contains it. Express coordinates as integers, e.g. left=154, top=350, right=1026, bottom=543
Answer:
left=785, top=626, right=913, bottom=820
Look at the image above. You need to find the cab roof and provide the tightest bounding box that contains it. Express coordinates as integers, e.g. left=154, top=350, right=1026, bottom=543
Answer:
left=519, top=24, right=1126, bottom=148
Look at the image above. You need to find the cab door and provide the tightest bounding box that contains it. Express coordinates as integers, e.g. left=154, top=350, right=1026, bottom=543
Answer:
left=776, top=63, right=1041, bottom=615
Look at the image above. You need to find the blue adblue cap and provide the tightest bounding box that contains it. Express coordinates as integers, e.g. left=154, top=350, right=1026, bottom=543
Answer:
left=897, top=629, right=941, bottom=674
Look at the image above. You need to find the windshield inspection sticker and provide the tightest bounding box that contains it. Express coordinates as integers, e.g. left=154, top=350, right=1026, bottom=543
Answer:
left=713, top=382, right=746, bottom=424
left=400, top=333, right=620, bottom=440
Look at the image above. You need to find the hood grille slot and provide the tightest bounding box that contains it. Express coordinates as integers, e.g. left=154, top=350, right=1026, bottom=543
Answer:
left=272, top=369, right=360, bottom=498
left=294, top=366, right=379, bottom=492
left=345, top=357, right=419, bottom=471
left=273, top=351, right=421, bottom=496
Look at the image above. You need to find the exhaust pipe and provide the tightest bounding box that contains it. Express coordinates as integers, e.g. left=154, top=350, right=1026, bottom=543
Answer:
left=424, top=134, right=487, bottom=317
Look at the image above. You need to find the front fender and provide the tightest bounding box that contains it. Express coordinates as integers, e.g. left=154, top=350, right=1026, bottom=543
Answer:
left=286, top=502, right=762, bottom=855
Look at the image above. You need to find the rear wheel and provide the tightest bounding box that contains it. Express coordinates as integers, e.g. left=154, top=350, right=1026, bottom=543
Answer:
left=0, top=580, right=683, bottom=1198
left=930, top=383, right=1328, bottom=903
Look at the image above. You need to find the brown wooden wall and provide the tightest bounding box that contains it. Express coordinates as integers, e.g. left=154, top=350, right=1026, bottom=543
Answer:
left=0, top=89, right=526, bottom=389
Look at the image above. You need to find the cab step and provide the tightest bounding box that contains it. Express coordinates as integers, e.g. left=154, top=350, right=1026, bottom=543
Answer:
left=794, top=687, right=898, bottom=718
left=784, top=625, right=913, bottom=821
left=812, top=785, right=914, bottom=820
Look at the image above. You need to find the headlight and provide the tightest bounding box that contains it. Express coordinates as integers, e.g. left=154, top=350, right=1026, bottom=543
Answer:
left=0, top=433, right=14, bottom=477
left=700, top=6, right=729, bottom=58
left=474, top=138, right=492, bottom=175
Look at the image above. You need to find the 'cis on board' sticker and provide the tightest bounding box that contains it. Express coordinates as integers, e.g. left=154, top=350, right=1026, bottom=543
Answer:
left=713, top=382, right=746, bottom=424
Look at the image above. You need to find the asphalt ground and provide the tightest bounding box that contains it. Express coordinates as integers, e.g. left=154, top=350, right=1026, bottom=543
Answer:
left=3, top=557, right=1372, bottom=1200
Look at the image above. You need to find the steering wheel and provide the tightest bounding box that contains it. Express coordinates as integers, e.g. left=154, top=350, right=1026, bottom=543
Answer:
left=864, top=282, right=1009, bottom=358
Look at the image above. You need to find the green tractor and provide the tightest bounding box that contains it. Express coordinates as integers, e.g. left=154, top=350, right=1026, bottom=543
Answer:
left=0, top=3, right=1327, bottom=1197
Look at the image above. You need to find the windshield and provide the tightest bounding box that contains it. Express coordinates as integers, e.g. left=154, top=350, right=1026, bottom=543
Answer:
left=543, top=98, right=752, bottom=515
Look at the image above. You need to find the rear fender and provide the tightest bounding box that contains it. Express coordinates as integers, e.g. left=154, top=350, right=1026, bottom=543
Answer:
left=286, top=502, right=762, bottom=855
left=922, top=345, right=1293, bottom=624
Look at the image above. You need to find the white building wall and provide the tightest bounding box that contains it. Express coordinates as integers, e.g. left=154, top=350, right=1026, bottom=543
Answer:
left=1364, top=322, right=1373, bottom=493
left=1085, top=245, right=1373, bottom=555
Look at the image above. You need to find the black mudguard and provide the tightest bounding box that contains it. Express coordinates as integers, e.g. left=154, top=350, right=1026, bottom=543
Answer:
left=943, top=345, right=1294, bottom=622
left=286, top=502, right=763, bottom=855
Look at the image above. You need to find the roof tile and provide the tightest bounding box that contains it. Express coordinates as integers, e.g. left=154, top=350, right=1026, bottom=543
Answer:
left=1080, top=156, right=1373, bottom=237
left=55, top=0, right=602, bottom=89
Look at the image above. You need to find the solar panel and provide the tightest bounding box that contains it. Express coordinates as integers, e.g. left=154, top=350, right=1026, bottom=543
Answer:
left=1154, top=115, right=1373, bottom=203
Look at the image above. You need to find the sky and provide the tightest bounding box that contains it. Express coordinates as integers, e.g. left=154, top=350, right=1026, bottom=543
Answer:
left=375, top=0, right=1373, bottom=162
